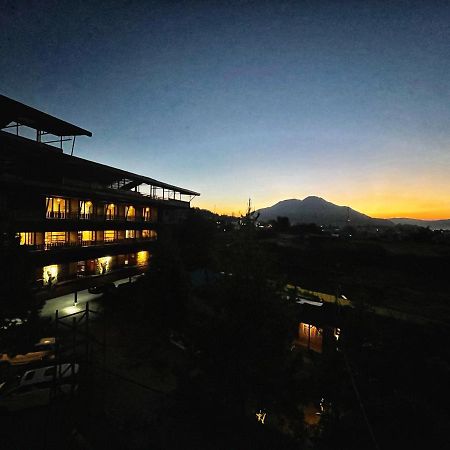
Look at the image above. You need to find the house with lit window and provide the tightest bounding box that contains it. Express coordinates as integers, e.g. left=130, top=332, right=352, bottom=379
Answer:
left=0, top=95, right=199, bottom=294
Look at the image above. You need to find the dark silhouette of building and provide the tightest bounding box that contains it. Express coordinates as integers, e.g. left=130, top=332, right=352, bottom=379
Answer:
left=0, top=95, right=199, bottom=292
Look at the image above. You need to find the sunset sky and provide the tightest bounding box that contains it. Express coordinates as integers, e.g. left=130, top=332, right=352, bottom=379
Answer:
left=1, top=1, right=449, bottom=219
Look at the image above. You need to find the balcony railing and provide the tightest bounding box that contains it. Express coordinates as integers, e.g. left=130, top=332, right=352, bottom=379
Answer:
left=30, top=236, right=156, bottom=251
left=44, top=212, right=154, bottom=222
left=46, top=211, right=68, bottom=219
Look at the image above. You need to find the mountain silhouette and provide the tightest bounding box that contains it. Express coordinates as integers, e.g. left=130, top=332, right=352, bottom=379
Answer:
left=257, top=196, right=392, bottom=226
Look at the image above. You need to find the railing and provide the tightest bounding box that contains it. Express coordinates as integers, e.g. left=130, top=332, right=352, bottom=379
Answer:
left=44, top=212, right=155, bottom=223
left=12, top=211, right=156, bottom=222
left=30, top=236, right=156, bottom=252
left=46, top=211, right=68, bottom=219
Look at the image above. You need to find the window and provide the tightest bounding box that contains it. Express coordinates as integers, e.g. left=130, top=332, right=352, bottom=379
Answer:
left=106, top=204, right=117, bottom=220
left=126, top=205, right=136, bottom=221
left=104, top=230, right=117, bottom=242
left=19, top=232, right=35, bottom=245
left=43, top=265, right=58, bottom=285
left=125, top=230, right=135, bottom=239
left=44, top=367, right=55, bottom=377
left=24, top=371, right=35, bottom=381
left=142, top=230, right=157, bottom=239
left=45, top=232, right=67, bottom=246
left=79, top=230, right=95, bottom=243
left=46, top=197, right=68, bottom=219
left=143, top=207, right=151, bottom=221
left=80, top=201, right=93, bottom=219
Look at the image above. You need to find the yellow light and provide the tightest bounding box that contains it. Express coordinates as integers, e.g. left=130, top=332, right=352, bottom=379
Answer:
left=136, top=250, right=149, bottom=268
left=43, top=265, right=58, bottom=285
left=256, top=410, right=267, bottom=424
left=97, top=256, right=112, bottom=274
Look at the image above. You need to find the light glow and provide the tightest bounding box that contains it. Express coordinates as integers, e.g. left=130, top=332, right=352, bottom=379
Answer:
left=97, top=256, right=112, bottom=274
left=43, top=265, right=58, bottom=285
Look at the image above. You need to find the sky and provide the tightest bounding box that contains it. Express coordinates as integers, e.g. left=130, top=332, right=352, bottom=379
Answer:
left=1, top=0, right=449, bottom=219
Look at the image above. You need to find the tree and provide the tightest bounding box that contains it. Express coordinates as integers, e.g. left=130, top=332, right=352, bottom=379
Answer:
left=190, top=201, right=296, bottom=414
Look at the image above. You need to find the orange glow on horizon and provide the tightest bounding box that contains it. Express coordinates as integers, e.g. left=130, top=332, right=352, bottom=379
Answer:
left=196, top=197, right=450, bottom=221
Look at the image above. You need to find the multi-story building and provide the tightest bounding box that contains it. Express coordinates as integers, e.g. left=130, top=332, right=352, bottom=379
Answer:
left=0, top=95, right=199, bottom=294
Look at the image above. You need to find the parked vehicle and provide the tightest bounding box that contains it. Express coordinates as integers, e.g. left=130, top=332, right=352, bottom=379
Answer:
left=0, top=337, right=56, bottom=366
left=0, top=382, right=76, bottom=412
left=0, top=363, right=79, bottom=412
left=0, top=349, right=54, bottom=366
left=20, top=363, right=79, bottom=387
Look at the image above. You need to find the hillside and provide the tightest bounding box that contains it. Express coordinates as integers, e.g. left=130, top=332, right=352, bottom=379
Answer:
left=257, top=196, right=392, bottom=227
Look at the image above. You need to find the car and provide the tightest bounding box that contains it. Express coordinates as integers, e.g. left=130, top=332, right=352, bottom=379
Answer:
left=20, top=363, right=79, bottom=387
left=0, top=337, right=56, bottom=367
left=88, top=282, right=116, bottom=294
left=0, top=382, right=76, bottom=413
left=0, top=349, right=55, bottom=366
left=0, top=363, right=79, bottom=412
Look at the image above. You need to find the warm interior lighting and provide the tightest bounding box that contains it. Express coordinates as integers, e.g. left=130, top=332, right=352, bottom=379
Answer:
left=106, top=203, right=116, bottom=218
left=298, top=322, right=323, bottom=353
left=136, top=250, right=149, bottom=267
left=43, top=265, right=58, bottom=285
left=104, top=230, right=116, bottom=242
left=80, top=230, right=94, bottom=241
left=46, top=197, right=67, bottom=218
left=19, top=232, right=34, bottom=245
left=97, top=256, right=112, bottom=274
left=45, top=231, right=67, bottom=244
left=142, top=229, right=157, bottom=239
left=127, top=205, right=136, bottom=218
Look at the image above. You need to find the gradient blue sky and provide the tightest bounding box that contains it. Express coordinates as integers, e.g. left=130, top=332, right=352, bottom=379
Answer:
left=1, top=0, right=449, bottom=218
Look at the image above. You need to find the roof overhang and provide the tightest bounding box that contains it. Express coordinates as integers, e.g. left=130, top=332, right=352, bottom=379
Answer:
left=0, top=94, right=92, bottom=137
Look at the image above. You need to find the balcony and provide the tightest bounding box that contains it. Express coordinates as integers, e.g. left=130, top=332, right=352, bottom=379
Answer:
left=43, top=212, right=154, bottom=223
left=30, top=236, right=156, bottom=252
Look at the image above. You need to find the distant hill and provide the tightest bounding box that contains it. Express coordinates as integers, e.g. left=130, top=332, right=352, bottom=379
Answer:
left=389, top=218, right=450, bottom=230
left=257, top=196, right=393, bottom=227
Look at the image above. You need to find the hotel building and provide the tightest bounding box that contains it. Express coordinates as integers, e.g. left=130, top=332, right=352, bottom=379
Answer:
left=0, top=95, right=199, bottom=294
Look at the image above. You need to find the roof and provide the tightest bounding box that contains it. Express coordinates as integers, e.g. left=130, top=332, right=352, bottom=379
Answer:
left=66, top=152, right=201, bottom=196
left=0, top=131, right=200, bottom=197
left=0, top=95, right=92, bottom=137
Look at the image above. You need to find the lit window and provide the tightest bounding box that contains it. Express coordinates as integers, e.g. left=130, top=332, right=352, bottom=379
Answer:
left=136, top=251, right=149, bottom=267
left=126, top=206, right=136, bottom=220
left=79, top=230, right=95, bottom=242
left=19, top=232, right=35, bottom=245
left=80, top=201, right=93, bottom=219
left=45, top=231, right=67, bottom=247
left=142, top=230, right=157, bottom=239
left=43, top=265, right=58, bottom=285
left=106, top=204, right=116, bottom=219
left=46, top=197, right=67, bottom=219
left=126, top=230, right=135, bottom=239
left=97, top=256, right=111, bottom=274
left=104, top=230, right=116, bottom=242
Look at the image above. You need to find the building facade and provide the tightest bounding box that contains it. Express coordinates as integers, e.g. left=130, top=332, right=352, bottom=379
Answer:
left=0, top=95, right=199, bottom=293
